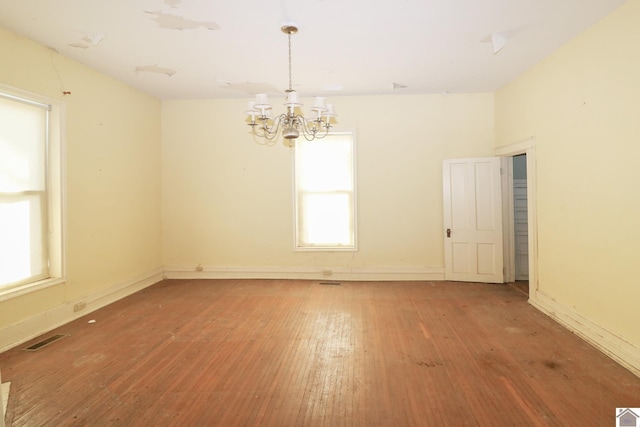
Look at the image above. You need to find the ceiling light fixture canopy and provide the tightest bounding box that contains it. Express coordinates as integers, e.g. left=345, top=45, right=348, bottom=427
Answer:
left=245, top=24, right=337, bottom=142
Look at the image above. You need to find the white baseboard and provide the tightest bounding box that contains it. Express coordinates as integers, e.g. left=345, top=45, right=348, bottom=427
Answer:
left=164, top=265, right=445, bottom=282
left=529, top=290, right=640, bottom=378
left=0, top=267, right=164, bottom=353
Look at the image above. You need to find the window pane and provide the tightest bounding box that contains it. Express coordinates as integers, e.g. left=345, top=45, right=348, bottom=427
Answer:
left=0, top=97, right=47, bottom=192
left=297, top=138, right=353, bottom=191
left=0, top=195, right=47, bottom=285
left=300, top=193, right=352, bottom=246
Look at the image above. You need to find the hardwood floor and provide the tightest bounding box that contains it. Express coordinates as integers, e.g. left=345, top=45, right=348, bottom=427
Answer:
left=508, top=281, right=529, bottom=297
left=1, top=279, right=639, bottom=426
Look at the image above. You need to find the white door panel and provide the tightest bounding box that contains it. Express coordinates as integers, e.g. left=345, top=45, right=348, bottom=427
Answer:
left=443, top=157, right=503, bottom=283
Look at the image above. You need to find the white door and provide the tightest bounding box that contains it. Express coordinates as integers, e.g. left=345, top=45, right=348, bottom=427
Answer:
left=443, top=157, right=503, bottom=283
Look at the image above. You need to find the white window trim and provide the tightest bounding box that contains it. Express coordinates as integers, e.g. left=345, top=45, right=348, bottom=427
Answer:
left=292, top=129, right=358, bottom=252
left=0, top=84, right=66, bottom=302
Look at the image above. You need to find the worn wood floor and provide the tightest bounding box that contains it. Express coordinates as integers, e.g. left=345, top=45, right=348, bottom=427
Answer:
left=1, top=279, right=639, bottom=426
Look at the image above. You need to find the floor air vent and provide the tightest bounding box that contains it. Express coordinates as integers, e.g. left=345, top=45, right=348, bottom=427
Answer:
left=319, top=281, right=341, bottom=286
left=24, top=334, right=68, bottom=351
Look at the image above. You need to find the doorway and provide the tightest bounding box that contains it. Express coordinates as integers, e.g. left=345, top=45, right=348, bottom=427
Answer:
left=511, top=154, right=529, bottom=281
left=512, top=154, right=529, bottom=294
left=496, top=138, right=537, bottom=300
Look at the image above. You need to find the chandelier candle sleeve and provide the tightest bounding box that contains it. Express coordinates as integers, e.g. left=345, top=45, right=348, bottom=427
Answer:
left=246, top=101, right=259, bottom=121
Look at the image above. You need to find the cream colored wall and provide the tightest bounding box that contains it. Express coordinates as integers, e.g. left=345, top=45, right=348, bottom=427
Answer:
left=162, top=94, right=494, bottom=275
left=495, top=0, right=640, bottom=347
left=0, top=29, right=162, bottom=328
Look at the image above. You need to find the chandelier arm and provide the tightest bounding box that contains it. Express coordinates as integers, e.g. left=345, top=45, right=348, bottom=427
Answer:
left=252, top=125, right=275, bottom=140
left=295, top=115, right=307, bottom=132
left=300, top=115, right=333, bottom=141
left=313, top=128, right=331, bottom=140
left=316, top=116, right=335, bottom=139
left=295, top=116, right=317, bottom=141
left=254, top=114, right=286, bottom=140
left=309, top=122, right=331, bottom=140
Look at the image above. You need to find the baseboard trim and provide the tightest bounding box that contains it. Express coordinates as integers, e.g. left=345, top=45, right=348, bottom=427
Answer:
left=164, top=265, right=445, bottom=282
left=529, top=291, right=640, bottom=378
left=0, top=267, right=164, bottom=353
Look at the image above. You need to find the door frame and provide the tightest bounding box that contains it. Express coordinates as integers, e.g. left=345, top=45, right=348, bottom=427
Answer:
left=495, top=137, right=538, bottom=300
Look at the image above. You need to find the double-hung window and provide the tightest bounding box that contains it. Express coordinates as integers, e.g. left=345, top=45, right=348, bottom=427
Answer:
left=294, top=131, right=356, bottom=250
left=0, top=88, right=63, bottom=298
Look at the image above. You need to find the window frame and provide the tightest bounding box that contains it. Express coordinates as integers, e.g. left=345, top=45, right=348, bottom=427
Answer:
left=0, top=85, right=66, bottom=302
left=293, top=130, right=357, bottom=252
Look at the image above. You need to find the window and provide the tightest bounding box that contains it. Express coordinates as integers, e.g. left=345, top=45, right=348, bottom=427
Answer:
left=0, top=88, right=64, bottom=298
left=294, top=131, right=356, bottom=250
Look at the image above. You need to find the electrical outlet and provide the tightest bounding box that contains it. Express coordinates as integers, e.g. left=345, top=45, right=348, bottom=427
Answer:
left=73, top=301, right=86, bottom=312
left=196, top=265, right=204, bottom=272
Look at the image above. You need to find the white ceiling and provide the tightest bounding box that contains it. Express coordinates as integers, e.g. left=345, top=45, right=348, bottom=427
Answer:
left=0, top=0, right=627, bottom=100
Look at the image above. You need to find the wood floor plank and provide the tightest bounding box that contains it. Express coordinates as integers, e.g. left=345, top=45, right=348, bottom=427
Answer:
left=1, top=279, right=639, bottom=426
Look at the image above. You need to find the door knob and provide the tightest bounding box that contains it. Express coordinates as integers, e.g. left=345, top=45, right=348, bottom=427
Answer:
left=446, top=228, right=451, bottom=238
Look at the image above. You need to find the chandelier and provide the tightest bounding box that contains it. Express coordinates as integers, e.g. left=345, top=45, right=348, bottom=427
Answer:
left=245, top=24, right=337, bottom=142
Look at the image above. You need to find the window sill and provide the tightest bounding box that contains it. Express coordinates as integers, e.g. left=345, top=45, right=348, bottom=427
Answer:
left=0, top=277, right=65, bottom=303
left=294, top=246, right=358, bottom=252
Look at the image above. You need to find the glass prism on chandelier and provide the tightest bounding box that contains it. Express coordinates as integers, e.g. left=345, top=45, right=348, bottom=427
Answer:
left=245, top=24, right=337, bottom=141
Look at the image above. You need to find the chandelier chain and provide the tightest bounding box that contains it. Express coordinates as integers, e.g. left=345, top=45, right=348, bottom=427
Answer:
left=287, top=32, right=293, bottom=92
